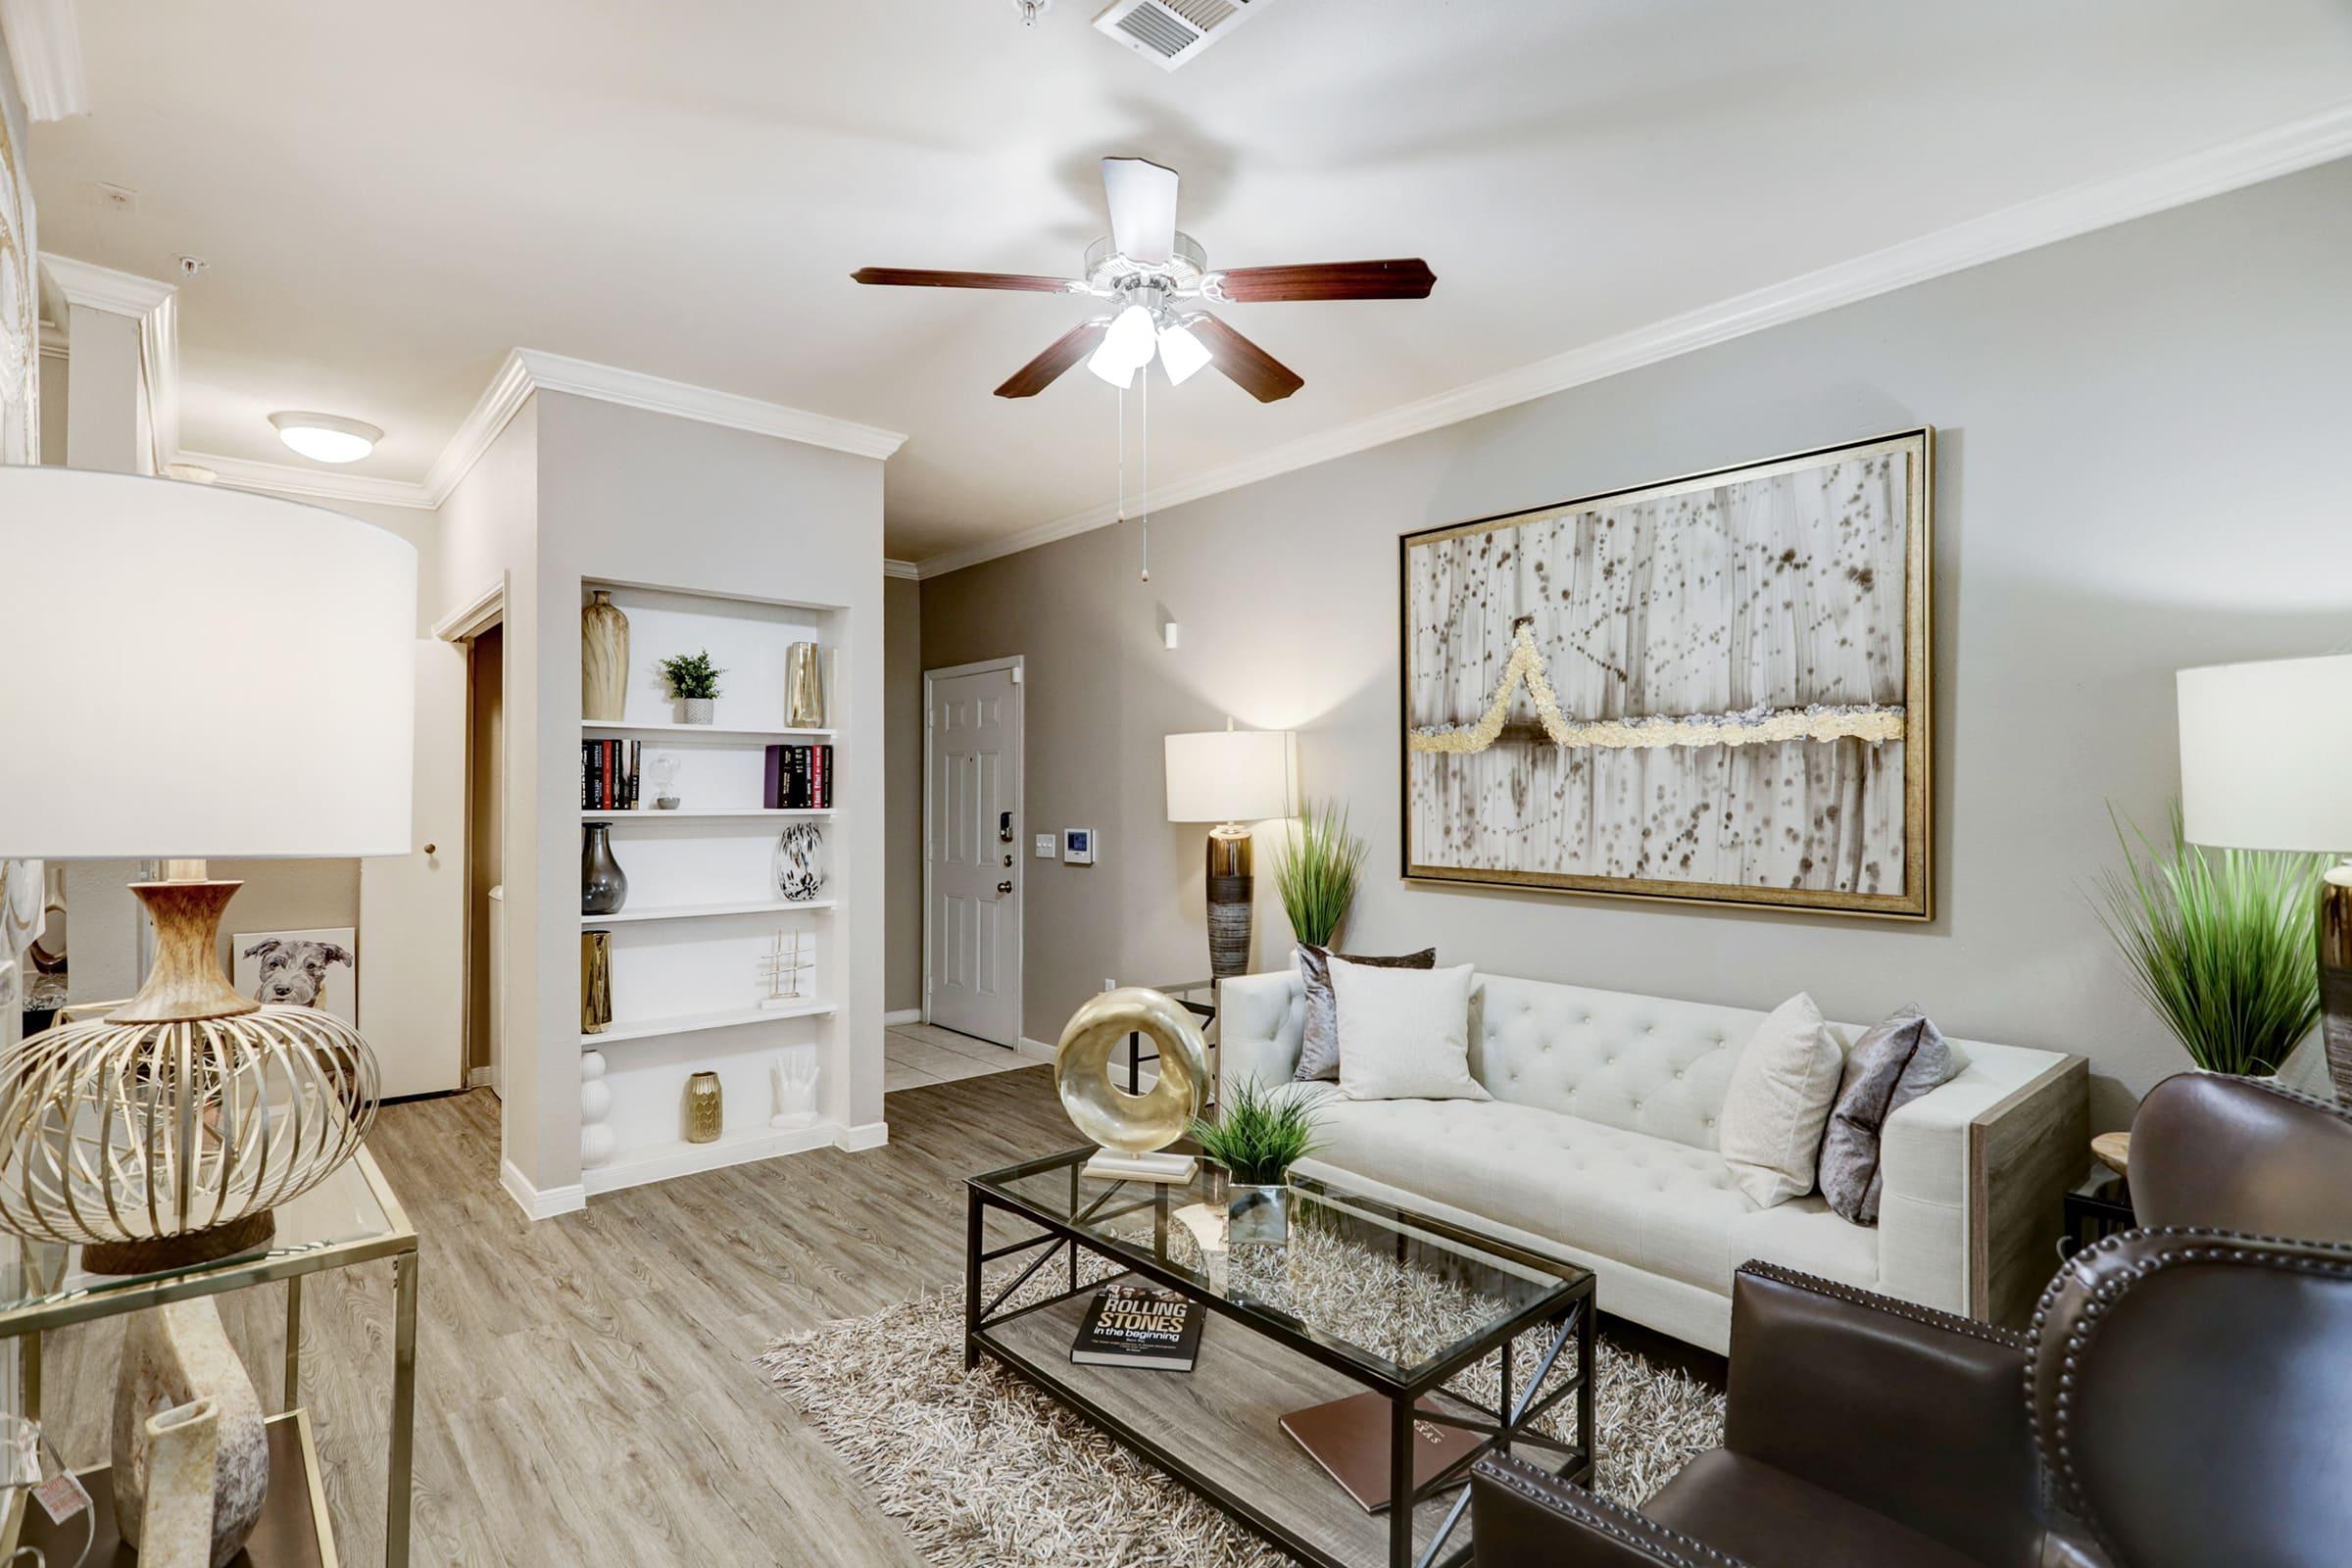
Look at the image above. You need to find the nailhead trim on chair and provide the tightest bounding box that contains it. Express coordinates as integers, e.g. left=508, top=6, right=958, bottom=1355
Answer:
left=2026, top=1227, right=2352, bottom=1557
left=1736, top=1259, right=2033, bottom=1349
left=1476, top=1455, right=1750, bottom=1568
left=2231, top=1076, right=2352, bottom=1125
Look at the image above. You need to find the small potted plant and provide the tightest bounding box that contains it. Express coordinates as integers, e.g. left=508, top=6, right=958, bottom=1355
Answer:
left=1276, top=798, right=1368, bottom=952
left=1189, top=1079, right=1327, bottom=1246
left=656, top=651, right=724, bottom=725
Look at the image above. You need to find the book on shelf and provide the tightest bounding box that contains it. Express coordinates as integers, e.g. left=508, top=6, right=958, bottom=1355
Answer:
left=1068, top=1283, right=1202, bottom=1372
left=1280, top=1391, right=1483, bottom=1513
left=763, top=743, right=836, bottom=809
left=580, top=739, right=644, bottom=810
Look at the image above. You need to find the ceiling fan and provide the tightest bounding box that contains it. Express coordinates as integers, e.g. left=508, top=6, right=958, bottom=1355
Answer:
left=853, top=157, right=1435, bottom=403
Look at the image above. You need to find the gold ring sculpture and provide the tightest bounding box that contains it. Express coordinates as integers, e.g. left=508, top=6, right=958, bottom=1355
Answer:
left=1054, top=987, right=1209, bottom=1171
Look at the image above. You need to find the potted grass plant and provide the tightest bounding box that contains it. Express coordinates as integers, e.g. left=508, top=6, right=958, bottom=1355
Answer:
left=657, top=651, right=724, bottom=724
left=1276, top=798, right=1368, bottom=951
left=1189, top=1079, right=1327, bottom=1246
left=2091, top=805, right=2326, bottom=1078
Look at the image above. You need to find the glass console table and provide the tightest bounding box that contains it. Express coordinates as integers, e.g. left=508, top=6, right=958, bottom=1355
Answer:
left=0, top=1146, right=418, bottom=1565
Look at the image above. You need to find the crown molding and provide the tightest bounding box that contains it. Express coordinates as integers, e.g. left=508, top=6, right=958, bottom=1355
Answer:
left=40, top=254, right=180, bottom=473
left=513, top=348, right=909, bottom=461
left=418, top=348, right=537, bottom=504
left=0, top=0, right=88, bottom=121
left=187, top=450, right=438, bottom=510
left=912, top=103, right=2352, bottom=580
left=882, top=558, right=920, bottom=580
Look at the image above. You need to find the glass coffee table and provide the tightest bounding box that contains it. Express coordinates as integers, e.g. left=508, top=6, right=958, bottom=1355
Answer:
left=967, top=1149, right=1595, bottom=1568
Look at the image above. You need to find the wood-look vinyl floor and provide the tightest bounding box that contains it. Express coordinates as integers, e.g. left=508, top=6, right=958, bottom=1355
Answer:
left=32, top=1067, right=1082, bottom=1568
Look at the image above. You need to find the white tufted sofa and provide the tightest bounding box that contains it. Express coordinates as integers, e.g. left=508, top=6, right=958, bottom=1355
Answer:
left=1219, top=967, right=2085, bottom=1353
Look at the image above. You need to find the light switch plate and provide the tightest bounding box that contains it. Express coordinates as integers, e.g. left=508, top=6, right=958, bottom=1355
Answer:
left=1063, top=828, right=1097, bottom=865
left=1034, top=834, right=1056, bottom=858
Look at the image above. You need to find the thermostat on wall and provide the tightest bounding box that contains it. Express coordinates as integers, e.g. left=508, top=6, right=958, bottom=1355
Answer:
left=1062, top=828, right=1097, bottom=865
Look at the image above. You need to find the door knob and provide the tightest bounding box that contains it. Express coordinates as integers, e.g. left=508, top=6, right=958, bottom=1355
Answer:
left=997, top=880, right=1014, bottom=895
left=423, top=843, right=438, bottom=857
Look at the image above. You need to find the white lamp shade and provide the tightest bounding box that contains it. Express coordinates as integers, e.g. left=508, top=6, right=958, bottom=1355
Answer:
left=1164, top=729, right=1296, bottom=823
left=0, top=468, right=417, bottom=858
left=2178, top=654, right=2352, bottom=852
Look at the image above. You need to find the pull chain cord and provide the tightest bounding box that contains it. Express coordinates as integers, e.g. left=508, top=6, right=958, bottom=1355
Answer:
left=1139, top=366, right=1151, bottom=582
left=1115, top=381, right=1126, bottom=532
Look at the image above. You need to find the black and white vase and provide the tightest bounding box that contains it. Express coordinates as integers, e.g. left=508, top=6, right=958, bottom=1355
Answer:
left=775, top=823, right=826, bottom=903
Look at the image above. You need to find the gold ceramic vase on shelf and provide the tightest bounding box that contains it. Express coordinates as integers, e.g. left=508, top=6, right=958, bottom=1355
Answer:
left=582, top=590, right=630, bottom=722
left=685, top=1072, right=723, bottom=1143
left=581, top=931, right=612, bottom=1035
left=786, top=641, right=826, bottom=728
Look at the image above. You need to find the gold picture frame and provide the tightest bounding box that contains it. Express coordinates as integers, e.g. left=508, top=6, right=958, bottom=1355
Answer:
left=1399, top=427, right=1934, bottom=919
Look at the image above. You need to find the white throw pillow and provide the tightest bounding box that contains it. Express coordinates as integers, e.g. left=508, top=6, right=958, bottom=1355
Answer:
left=1329, top=957, right=1492, bottom=1102
left=1717, top=992, right=1843, bottom=1208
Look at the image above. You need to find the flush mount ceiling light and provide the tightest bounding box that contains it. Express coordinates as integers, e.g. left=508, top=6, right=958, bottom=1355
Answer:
left=268, top=411, right=383, bottom=465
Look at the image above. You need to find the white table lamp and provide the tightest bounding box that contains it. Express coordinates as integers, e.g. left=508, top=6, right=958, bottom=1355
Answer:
left=0, top=467, right=416, bottom=1271
left=1164, top=722, right=1296, bottom=978
left=2179, top=654, right=2352, bottom=1101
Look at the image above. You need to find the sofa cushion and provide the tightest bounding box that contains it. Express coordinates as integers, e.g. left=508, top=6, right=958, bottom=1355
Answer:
left=1294, top=944, right=1437, bottom=1082
left=1269, top=1088, right=1878, bottom=1299
left=1818, top=1006, right=1953, bottom=1225
left=1471, top=974, right=1754, bottom=1151
left=1331, top=958, right=1490, bottom=1102
left=1719, top=994, right=1843, bottom=1208
left=1644, top=1450, right=1984, bottom=1568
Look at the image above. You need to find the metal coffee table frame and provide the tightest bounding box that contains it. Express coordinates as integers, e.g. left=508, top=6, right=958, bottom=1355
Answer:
left=966, top=1149, right=1595, bottom=1568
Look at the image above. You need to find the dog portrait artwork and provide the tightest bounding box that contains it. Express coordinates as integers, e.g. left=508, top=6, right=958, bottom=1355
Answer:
left=233, top=926, right=359, bottom=1023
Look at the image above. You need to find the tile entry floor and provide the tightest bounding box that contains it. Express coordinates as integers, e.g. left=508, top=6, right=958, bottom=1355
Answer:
left=884, top=1020, right=1047, bottom=1093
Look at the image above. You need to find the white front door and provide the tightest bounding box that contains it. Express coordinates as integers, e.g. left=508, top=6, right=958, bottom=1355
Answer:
left=926, top=661, right=1021, bottom=1047
left=358, top=640, right=468, bottom=1099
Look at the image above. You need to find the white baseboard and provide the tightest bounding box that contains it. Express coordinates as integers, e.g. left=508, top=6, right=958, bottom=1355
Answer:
left=581, top=1121, right=839, bottom=1197
left=1015, top=1037, right=1059, bottom=1064
left=467, top=1064, right=500, bottom=1091
left=835, top=1120, right=890, bottom=1152
left=500, top=1157, right=586, bottom=1222
left=883, top=1008, right=922, bottom=1026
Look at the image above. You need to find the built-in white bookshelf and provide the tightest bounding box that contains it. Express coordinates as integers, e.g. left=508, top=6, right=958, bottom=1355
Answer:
left=577, top=578, right=848, bottom=1199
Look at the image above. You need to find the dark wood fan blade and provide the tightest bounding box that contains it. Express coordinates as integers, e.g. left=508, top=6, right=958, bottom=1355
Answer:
left=853, top=268, right=1080, bottom=293
left=1210, top=259, right=1436, bottom=303
left=995, top=321, right=1109, bottom=398
left=1190, top=316, right=1304, bottom=402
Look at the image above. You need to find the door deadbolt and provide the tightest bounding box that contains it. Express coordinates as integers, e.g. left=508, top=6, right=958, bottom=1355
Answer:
left=997, top=880, right=1014, bottom=895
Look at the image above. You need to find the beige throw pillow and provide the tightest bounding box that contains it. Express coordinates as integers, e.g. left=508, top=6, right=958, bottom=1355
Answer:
left=1329, top=958, right=1491, bottom=1102
left=1717, top=993, right=1843, bottom=1208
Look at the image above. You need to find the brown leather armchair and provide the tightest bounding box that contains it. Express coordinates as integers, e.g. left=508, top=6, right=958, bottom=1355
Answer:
left=1470, top=1075, right=2352, bottom=1568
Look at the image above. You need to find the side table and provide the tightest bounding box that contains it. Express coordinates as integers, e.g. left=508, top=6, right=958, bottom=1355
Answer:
left=0, top=1145, right=419, bottom=1565
left=2058, top=1164, right=2134, bottom=1260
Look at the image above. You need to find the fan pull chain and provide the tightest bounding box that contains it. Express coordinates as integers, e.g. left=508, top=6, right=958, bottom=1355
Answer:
left=1114, top=382, right=1126, bottom=529
left=1139, top=366, right=1151, bottom=582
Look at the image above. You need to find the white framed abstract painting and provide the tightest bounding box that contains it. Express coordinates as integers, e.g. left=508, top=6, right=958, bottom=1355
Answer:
left=1400, top=428, right=1934, bottom=919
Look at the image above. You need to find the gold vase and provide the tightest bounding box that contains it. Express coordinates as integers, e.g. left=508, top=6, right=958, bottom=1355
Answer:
left=685, top=1071, right=723, bottom=1143
left=580, top=930, right=612, bottom=1035
left=786, top=641, right=826, bottom=727
left=581, top=590, right=630, bottom=722
left=2322, top=864, right=2352, bottom=1103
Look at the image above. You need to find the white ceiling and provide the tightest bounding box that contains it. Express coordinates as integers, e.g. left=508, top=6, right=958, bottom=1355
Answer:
left=27, top=0, right=2352, bottom=561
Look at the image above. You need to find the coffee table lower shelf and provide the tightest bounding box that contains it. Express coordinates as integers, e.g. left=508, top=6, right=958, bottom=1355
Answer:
left=7, top=1408, right=338, bottom=1567
left=973, top=1291, right=1585, bottom=1568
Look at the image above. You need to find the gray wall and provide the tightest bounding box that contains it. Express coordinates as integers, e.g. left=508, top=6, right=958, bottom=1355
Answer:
left=921, top=157, right=2352, bottom=1130
left=884, top=575, right=922, bottom=1013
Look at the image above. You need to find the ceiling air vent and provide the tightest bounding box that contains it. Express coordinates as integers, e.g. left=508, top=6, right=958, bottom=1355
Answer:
left=1093, top=0, right=1268, bottom=71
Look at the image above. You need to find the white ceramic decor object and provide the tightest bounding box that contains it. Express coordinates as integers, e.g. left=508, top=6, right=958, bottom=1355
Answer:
left=771, top=1045, right=820, bottom=1129
left=580, top=1051, right=615, bottom=1169
left=112, top=1300, right=267, bottom=1567
left=136, top=1398, right=220, bottom=1568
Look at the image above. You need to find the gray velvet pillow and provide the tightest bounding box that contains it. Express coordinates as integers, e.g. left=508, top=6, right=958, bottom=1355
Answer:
left=1817, top=1005, right=1953, bottom=1225
left=1294, top=945, right=1437, bottom=1081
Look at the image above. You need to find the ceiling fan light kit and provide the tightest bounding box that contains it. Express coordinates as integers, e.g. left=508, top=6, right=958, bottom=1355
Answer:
left=856, top=156, right=1435, bottom=404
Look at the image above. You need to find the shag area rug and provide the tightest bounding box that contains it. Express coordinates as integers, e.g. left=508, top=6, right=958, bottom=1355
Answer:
left=759, top=1236, right=1723, bottom=1568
